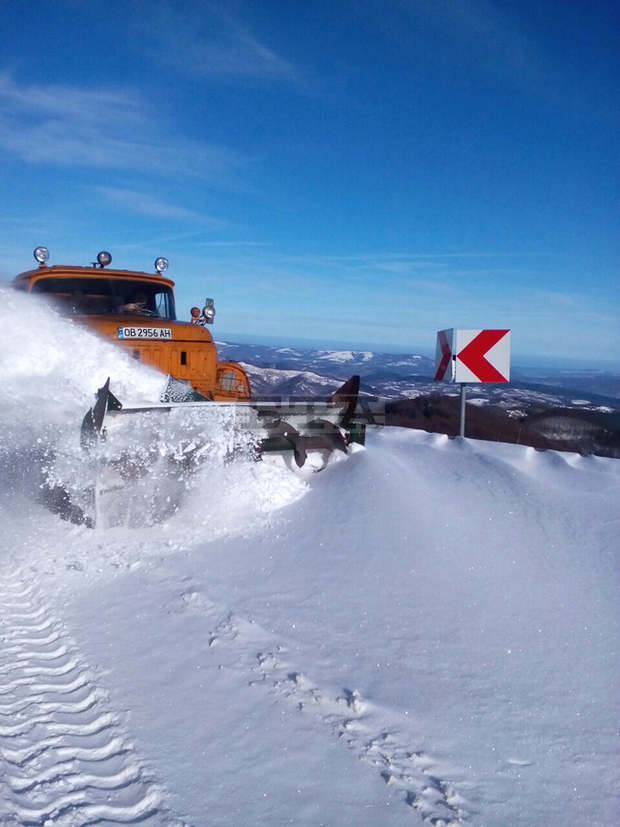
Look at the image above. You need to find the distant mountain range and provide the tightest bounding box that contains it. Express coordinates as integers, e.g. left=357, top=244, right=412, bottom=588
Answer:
left=216, top=341, right=620, bottom=412
left=214, top=341, right=620, bottom=458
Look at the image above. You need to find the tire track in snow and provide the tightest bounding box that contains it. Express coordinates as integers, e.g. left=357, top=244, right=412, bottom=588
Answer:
left=195, top=588, right=472, bottom=825
left=0, top=572, right=183, bottom=826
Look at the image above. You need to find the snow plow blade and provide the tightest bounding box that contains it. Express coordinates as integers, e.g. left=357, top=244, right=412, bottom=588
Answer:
left=40, top=376, right=368, bottom=529
left=80, top=374, right=364, bottom=468
left=259, top=418, right=349, bottom=467
left=80, top=377, right=122, bottom=449
left=255, top=375, right=361, bottom=467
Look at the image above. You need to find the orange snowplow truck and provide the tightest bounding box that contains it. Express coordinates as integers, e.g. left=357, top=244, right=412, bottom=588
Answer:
left=13, top=248, right=251, bottom=402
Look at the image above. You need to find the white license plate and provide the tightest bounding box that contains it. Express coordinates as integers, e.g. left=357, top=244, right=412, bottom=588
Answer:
left=117, top=326, right=173, bottom=340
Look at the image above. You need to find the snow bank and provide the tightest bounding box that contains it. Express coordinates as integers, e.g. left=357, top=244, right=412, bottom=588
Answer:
left=2, top=427, right=618, bottom=825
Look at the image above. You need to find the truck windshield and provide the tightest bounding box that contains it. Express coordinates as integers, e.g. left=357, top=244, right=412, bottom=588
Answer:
left=31, top=277, right=176, bottom=320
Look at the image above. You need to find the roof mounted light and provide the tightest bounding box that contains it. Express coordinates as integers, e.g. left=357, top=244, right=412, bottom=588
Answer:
left=203, top=297, right=215, bottom=324
left=97, top=250, right=112, bottom=268
left=33, top=246, right=49, bottom=266
left=154, top=257, right=169, bottom=273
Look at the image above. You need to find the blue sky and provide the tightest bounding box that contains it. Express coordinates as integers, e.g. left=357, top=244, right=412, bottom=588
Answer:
left=1, top=0, right=618, bottom=364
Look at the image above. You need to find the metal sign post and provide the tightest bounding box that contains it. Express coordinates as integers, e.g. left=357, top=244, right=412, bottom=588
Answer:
left=434, top=329, right=511, bottom=438
left=459, top=383, right=467, bottom=437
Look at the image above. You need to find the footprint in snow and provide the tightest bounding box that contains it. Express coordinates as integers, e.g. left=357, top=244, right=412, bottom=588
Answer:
left=250, top=648, right=470, bottom=823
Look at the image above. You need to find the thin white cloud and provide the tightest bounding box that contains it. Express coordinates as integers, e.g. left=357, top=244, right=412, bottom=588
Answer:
left=0, top=73, right=141, bottom=125
left=0, top=73, right=244, bottom=181
left=236, top=251, right=537, bottom=288
left=136, top=1, right=301, bottom=84
left=96, top=186, right=224, bottom=227
left=196, top=241, right=272, bottom=247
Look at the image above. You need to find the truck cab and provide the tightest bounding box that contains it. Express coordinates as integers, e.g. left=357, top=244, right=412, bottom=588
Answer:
left=13, top=248, right=251, bottom=401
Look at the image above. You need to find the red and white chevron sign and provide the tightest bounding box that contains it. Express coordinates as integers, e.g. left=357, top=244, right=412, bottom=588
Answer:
left=434, top=329, right=511, bottom=383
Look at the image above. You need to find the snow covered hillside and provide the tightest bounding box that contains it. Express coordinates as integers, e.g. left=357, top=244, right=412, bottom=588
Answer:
left=216, top=341, right=620, bottom=409
left=0, top=291, right=618, bottom=826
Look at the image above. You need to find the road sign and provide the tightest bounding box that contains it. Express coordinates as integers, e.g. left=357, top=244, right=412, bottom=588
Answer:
left=434, top=329, right=453, bottom=380
left=435, top=329, right=511, bottom=383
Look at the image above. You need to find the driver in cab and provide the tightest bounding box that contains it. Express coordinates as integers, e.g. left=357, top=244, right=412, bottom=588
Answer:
left=122, top=293, right=150, bottom=314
